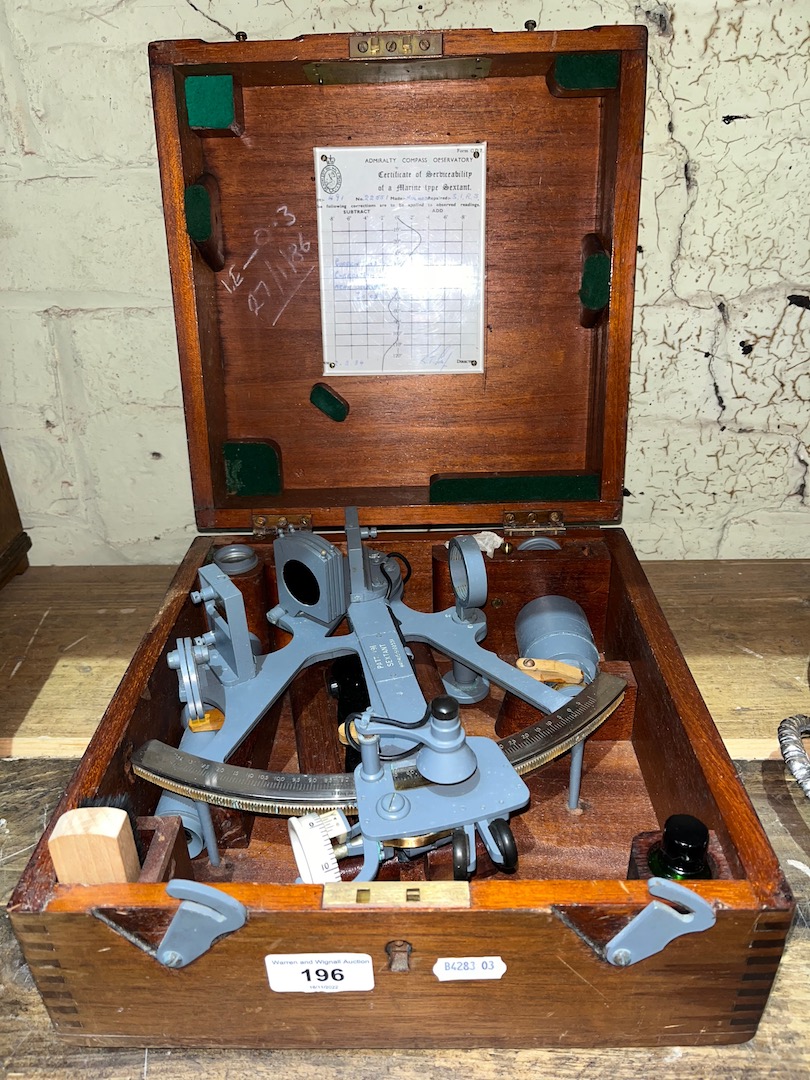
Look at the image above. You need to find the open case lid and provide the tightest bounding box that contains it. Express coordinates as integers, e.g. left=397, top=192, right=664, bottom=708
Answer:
left=149, top=26, right=647, bottom=532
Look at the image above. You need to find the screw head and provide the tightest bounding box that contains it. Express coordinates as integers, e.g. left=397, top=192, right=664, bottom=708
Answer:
left=612, top=948, right=632, bottom=967
left=524, top=20, right=537, bottom=31
left=254, top=515, right=267, bottom=526
left=357, top=39, right=369, bottom=53
left=235, top=30, right=247, bottom=42
left=419, top=37, right=431, bottom=51
left=377, top=791, right=410, bottom=819
left=386, top=39, right=398, bottom=52
left=162, top=950, right=184, bottom=968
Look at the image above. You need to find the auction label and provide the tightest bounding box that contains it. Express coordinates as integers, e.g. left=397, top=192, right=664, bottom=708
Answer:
left=265, top=953, right=374, bottom=993
left=432, top=956, right=507, bottom=982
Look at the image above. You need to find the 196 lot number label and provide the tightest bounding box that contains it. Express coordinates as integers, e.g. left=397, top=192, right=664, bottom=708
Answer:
left=265, top=953, right=375, bottom=993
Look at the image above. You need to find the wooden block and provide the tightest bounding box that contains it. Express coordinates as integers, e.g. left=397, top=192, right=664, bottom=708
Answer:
left=48, top=807, right=141, bottom=885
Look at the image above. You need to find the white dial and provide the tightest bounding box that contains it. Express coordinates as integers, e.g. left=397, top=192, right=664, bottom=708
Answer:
left=288, top=811, right=349, bottom=883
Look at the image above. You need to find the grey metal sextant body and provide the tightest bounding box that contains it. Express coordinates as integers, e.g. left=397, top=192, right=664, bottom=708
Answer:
left=138, top=509, right=624, bottom=880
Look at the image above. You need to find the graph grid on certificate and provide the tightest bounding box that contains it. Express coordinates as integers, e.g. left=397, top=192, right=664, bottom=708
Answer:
left=314, top=144, right=486, bottom=376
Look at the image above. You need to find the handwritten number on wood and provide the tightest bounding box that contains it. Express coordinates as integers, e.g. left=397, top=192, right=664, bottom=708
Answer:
left=221, top=205, right=314, bottom=324
left=248, top=280, right=271, bottom=316
left=221, top=265, right=245, bottom=293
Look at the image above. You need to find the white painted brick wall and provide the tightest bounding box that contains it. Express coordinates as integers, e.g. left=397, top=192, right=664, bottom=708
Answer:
left=0, top=0, right=807, bottom=563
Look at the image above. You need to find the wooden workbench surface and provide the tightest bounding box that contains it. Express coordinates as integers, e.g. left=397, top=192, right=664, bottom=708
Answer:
left=1, top=560, right=809, bottom=1078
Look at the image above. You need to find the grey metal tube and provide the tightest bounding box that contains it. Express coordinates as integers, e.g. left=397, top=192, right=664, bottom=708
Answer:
left=515, top=595, right=599, bottom=683
left=155, top=709, right=221, bottom=858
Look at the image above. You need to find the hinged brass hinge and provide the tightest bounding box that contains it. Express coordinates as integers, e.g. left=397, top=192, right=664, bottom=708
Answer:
left=503, top=510, right=566, bottom=537
left=349, top=31, right=443, bottom=58
left=251, top=514, right=313, bottom=539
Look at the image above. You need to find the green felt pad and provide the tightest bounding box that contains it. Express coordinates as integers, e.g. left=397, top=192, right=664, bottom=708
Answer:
left=184, top=74, right=235, bottom=130
left=579, top=251, right=611, bottom=311
left=223, top=441, right=282, bottom=497
left=554, top=52, right=620, bottom=91
left=310, top=383, right=350, bottom=422
left=429, top=474, right=601, bottom=505
left=184, top=184, right=212, bottom=243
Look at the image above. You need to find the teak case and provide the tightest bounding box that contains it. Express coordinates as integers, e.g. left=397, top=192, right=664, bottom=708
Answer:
left=10, top=26, right=793, bottom=1049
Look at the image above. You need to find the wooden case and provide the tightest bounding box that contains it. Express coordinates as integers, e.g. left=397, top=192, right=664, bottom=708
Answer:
left=10, top=26, right=793, bottom=1050
left=0, top=444, right=31, bottom=590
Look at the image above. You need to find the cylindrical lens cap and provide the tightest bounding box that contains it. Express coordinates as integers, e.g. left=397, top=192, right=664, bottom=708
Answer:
left=661, top=813, right=709, bottom=874
left=431, top=695, right=459, bottom=721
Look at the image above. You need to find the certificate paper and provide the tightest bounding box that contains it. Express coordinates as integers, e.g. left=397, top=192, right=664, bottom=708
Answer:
left=314, top=144, right=486, bottom=376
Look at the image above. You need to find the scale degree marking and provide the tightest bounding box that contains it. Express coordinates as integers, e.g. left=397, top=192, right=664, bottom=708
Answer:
left=131, top=674, right=623, bottom=814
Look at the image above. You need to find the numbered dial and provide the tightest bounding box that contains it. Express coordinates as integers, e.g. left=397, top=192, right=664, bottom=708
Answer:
left=288, top=810, right=349, bottom=883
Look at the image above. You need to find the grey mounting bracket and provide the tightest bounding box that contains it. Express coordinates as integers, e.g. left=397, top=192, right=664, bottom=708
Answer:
left=156, top=880, right=247, bottom=969
left=605, top=877, right=716, bottom=967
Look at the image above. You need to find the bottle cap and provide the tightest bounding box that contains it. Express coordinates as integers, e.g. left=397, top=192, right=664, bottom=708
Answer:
left=661, top=813, right=709, bottom=875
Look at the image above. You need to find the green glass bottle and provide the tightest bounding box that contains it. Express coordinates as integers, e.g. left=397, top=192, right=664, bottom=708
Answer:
left=647, top=814, right=712, bottom=880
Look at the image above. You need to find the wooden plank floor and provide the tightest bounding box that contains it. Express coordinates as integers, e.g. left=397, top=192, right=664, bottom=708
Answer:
left=0, top=567, right=175, bottom=757
left=642, top=561, right=810, bottom=758
left=1, top=559, right=809, bottom=1078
